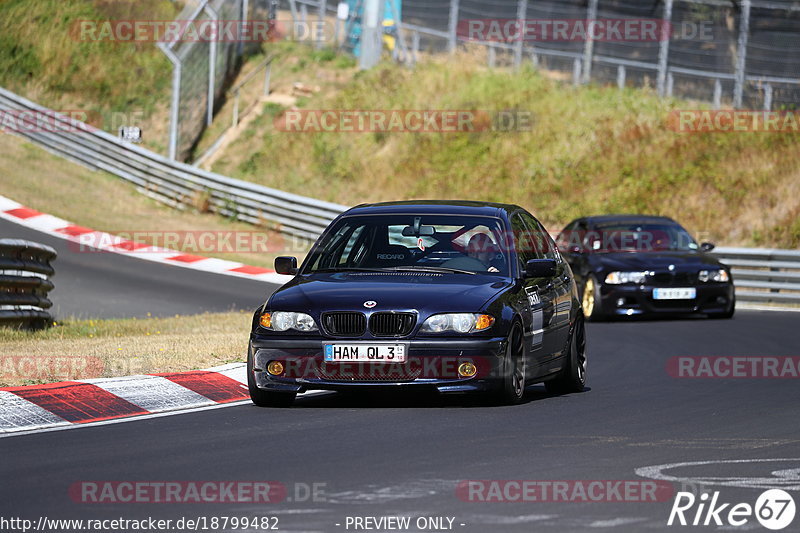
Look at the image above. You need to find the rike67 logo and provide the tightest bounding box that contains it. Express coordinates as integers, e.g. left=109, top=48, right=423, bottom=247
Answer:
left=668, top=489, right=796, bottom=530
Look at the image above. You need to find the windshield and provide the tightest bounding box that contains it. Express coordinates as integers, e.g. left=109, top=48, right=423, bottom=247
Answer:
left=585, top=222, right=699, bottom=253
left=303, top=214, right=510, bottom=276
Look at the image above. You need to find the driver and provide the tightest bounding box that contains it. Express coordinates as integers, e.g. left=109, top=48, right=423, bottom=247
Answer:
left=466, top=233, right=500, bottom=273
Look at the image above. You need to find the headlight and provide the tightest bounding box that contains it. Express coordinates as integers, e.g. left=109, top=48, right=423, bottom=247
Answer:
left=605, top=271, right=648, bottom=285
left=260, top=311, right=318, bottom=332
left=420, top=313, right=495, bottom=334
left=698, top=269, right=730, bottom=283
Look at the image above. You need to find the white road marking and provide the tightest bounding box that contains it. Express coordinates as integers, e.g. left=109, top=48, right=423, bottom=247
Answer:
left=636, top=458, right=800, bottom=491
left=587, top=517, right=648, bottom=528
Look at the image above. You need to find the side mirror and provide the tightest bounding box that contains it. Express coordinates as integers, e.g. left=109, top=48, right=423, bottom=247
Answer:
left=524, top=258, right=557, bottom=279
left=275, top=256, right=298, bottom=275
left=700, top=242, right=715, bottom=252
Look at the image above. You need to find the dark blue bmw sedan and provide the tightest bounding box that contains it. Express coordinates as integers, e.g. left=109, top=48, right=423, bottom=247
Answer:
left=248, top=201, right=586, bottom=407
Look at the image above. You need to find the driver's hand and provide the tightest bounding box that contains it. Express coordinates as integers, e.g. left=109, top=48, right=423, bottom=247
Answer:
left=488, top=266, right=499, bottom=273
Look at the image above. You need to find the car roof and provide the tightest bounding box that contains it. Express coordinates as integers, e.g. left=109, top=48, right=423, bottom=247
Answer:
left=579, top=214, right=678, bottom=227
left=343, top=200, right=523, bottom=218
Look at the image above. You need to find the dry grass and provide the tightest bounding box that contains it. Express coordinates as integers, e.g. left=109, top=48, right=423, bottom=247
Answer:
left=0, top=312, right=251, bottom=387
left=0, top=134, right=309, bottom=267
left=209, top=43, right=800, bottom=248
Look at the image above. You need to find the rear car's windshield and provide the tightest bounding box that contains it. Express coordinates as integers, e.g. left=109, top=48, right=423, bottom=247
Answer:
left=588, top=222, right=699, bottom=253
left=303, top=214, right=510, bottom=276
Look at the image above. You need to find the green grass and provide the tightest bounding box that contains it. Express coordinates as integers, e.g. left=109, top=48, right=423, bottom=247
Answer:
left=210, top=45, right=800, bottom=248
left=0, top=0, right=178, bottom=140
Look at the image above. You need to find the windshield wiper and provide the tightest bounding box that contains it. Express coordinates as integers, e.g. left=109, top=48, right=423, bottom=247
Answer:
left=312, top=267, right=393, bottom=273
left=384, top=266, right=477, bottom=275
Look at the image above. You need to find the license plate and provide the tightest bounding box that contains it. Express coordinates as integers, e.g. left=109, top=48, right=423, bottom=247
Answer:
left=324, top=344, right=406, bottom=363
left=653, top=287, right=697, bottom=300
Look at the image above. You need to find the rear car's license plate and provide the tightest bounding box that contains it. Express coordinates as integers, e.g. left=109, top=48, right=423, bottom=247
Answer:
left=653, top=287, right=697, bottom=300
left=324, top=344, right=406, bottom=363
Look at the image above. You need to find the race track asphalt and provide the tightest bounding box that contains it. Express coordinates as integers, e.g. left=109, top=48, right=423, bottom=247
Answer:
left=0, top=218, right=279, bottom=319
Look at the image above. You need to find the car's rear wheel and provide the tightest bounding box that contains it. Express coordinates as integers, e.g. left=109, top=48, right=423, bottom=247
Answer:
left=581, top=275, right=603, bottom=321
left=247, top=347, right=296, bottom=407
left=491, top=324, right=525, bottom=405
left=545, top=316, right=587, bottom=395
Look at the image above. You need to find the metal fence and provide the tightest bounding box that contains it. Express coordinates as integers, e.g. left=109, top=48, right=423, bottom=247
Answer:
left=0, top=240, right=57, bottom=329
left=0, top=88, right=346, bottom=241
left=714, top=247, right=800, bottom=305
left=286, top=0, right=800, bottom=110
left=159, top=0, right=273, bottom=161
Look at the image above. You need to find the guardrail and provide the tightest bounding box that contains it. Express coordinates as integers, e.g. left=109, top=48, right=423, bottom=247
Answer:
left=0, top=87, right=348, bottom=240
left=0, top=240, right=57, bottom=329
left=713, top=247, right=800, bottom=306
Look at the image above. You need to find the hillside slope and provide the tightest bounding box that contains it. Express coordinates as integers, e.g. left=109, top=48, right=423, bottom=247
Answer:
left=209, top=44, right=800, bottom=248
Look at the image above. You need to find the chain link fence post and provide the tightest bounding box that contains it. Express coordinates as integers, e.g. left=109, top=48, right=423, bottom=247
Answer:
left=656, top=0, right=674, bottom=97
left=581, top=0, right=598, bottom=84
left=733, top=0, right=752, bottom=108
left=448, top=0, right=460, bottom=54
left=514, top=0, right=528, bottom=70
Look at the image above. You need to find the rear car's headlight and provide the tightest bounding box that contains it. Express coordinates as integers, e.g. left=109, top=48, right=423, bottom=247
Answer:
left=698, top=269, right=730, bottom=283
left=605, top=271, right=648, bottom=285
left=260, top=311, right=318, bottom=332
left=420, top=313, right=495, bottom=334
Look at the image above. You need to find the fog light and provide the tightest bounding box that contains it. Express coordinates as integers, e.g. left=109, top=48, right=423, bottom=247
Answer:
left=617, top=298, right=626, bottom=307
left=458, top=362, right=477, bottom=378
left=267, top=361, right=284, bottom=376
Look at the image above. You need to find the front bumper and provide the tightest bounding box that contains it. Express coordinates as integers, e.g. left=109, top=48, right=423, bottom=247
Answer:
left=249, top=336, right=508, bottom=393
left=598, top=282, right=734, bottom=316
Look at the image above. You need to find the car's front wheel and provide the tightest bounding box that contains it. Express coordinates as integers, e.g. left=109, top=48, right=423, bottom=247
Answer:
left=247, top=347, right=296, bottom=407
left=491, top=324, right=526, bottom=405
left=545, top=316, right=587, bottom=395
left=581, top=275, right=604, bottom=321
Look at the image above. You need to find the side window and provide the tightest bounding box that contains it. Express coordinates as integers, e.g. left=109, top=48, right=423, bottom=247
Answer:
left=511, top=213, right=536, bottom=271
left=556, top=221, right=577, bottom=253
left=339, top=226, right=366, bottom=265
left=520, top=212, right=555, bottom=260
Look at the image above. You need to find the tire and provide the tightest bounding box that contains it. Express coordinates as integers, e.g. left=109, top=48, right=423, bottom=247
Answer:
left=708, top=296, right=736, bottom=319
left=545, top=316, right=587, bottom=395
left=581, top=275, right=603, bottom=322
left=490, top=324, right=526, bottom=405
left=247, top=347, right=296, bottom=407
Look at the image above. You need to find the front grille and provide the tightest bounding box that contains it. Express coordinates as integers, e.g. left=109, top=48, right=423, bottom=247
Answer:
left=650, top=272, right=697, bottom=286
left=369, top=312, right=416, bottom=337
left=322, top=312, right=366, bottom=336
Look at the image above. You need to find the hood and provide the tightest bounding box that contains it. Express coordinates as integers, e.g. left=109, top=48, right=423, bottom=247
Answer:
left=267, top=272, right=510, bottom=314
left=591, top=251, right=724, bottom=272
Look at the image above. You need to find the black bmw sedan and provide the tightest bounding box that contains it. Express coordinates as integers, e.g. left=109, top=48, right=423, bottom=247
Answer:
left=248, top=201, right=586, bottom=407
left=556, top=215, right=735, bottom=321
